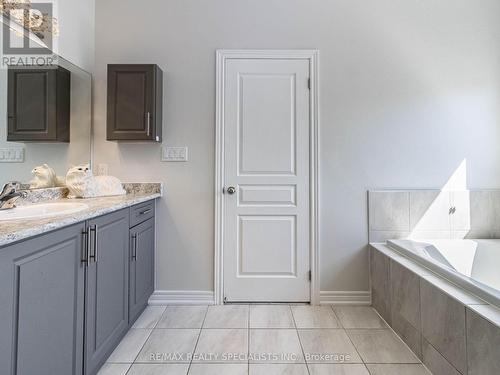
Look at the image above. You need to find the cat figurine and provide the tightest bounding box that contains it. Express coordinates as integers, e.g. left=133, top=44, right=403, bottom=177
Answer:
left=30, top=164, right=58, bottom=189
left=66, top=164, right=126, bottom=198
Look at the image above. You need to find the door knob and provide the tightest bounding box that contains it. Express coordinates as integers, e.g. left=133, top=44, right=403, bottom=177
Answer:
left=226, top=186, right=236, bottom=195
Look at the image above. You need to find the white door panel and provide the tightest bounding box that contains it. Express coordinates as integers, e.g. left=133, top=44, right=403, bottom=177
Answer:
left=223, top=58, right=310, bottom=302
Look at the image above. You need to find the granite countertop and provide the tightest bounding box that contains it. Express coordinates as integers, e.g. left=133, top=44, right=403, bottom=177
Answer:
left=0, top=183, right=162, bottom=247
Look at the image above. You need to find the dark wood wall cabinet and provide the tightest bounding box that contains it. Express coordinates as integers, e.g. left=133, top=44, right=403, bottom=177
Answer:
left=107, top=64, right=163, bottom=142
left=7, top=66, right=71, bottom=142
left=0, top=201, right=156, bottom=375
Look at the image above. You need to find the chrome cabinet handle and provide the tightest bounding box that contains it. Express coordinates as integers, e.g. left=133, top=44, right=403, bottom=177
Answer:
left=132, top=234, right=137, bottom=261
left=146, top=112, right=151, bottom=136
left=89, top=225, right=98, bottom=263
left=82, top=229, right=90, bottom=265
left=139, top=208, right=151, bottom=215
left=226, top=186, right=236, bottom=195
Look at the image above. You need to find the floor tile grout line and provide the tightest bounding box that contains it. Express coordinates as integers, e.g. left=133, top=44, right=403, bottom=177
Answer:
left=330, top=305, right=345, bottom=329
left=343, top=325, right=366, bottom=365
left=110, top=304, right=430, bottom=374
left=125, top=326, right=155, bottom=372
left=291, top=305, right=311, bottom=375
left=151, top=305, right=167, bottom=330
left=186, top=305, right=209, bottom=374
left=370, top=308, right=424, bottom=365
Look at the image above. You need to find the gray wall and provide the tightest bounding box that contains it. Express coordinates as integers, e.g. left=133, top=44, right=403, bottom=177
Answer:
left=93, top=0, right=500, bottom=294
left=57, top=0, right=95, bottom=72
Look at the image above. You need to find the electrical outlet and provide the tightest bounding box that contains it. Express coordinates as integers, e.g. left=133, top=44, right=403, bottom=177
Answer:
left=0, top=147, right=24, bottom=163
left=96, top=163, right=108, bottom=176
left=161, top=146, right=188, bottom=162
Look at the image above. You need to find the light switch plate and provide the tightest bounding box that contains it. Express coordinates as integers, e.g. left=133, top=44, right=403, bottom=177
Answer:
left=0, top=147, right=24, bottom=163
left=162, top=146, right=188, bottom=162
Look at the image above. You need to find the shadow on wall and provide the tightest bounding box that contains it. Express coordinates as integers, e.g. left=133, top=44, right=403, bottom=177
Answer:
left=368, top=158, right=500, bottom=243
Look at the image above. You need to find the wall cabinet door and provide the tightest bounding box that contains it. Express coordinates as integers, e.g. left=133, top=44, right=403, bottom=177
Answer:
left=129, top=217, right=155, bottom=323
left=106, top=64, right=163, bottom=141
left=7, top=66, right=70, bottom=142
left=84, top=209, right=129, bottom=375
left=0, top=223, right=86, bottom=375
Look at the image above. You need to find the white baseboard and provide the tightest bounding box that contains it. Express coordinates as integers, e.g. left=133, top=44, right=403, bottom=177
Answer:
left=319, top=291, right=371, bottom=305
left=149, top=290, right=370, bottom=306
left=149, top=290, right=215, bottom=305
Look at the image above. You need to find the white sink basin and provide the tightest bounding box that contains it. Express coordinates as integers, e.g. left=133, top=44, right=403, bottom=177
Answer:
left=0, top=202, right=89, bottom=221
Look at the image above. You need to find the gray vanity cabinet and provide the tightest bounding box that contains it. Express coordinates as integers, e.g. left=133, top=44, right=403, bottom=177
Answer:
left=0, top=201, right=156, bottom=375
left=84, top=209, right=130, bottom=375
left=0, top=223, right=86, bottom=375
left=129, top=217, right=155, bottom=323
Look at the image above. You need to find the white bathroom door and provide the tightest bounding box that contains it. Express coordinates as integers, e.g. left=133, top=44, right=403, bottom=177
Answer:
left=222, top=57, right=311, bottom=302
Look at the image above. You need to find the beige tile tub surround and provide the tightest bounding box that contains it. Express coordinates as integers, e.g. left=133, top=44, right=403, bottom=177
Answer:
left=420, top=279, right=467, bottom=374
left=370, top=248, right=392, bottom=324
left=390, top=260, right=420, bottom=330
left=368, top=189, right=500, bottom=242
left=421, top=340, right=462, bottom=375
left=466, top=308, right=500, bottom=375
left=370, top=244, right=500, bottom=375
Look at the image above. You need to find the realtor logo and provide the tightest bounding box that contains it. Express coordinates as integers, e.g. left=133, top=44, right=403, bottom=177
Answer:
left=2, top=1, right=55, bottom=55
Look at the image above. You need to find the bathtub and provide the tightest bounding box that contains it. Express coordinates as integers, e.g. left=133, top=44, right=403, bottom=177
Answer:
left=388, top=239, right=500, bottom=308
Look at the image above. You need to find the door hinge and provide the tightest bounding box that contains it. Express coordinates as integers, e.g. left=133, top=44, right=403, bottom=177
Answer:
left=223, top=296, right=227, bottom=303
left=308, top=270, right=312, bottom=281
left=222, top=187, right=225, bottom=194
left=307, top=78, right=311, bottom=90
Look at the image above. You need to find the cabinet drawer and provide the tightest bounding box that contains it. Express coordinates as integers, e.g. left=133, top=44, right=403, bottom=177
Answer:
left=130, top=201, right=155, bottom=228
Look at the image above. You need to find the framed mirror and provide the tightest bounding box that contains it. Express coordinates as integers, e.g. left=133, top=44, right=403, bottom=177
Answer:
left=0, top=16, right=92, bottom=188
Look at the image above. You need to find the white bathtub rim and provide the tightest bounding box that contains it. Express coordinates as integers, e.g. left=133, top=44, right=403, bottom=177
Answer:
left=370, top=242, right=500, bottom=329
left=386, top=239, right=500, bottom=309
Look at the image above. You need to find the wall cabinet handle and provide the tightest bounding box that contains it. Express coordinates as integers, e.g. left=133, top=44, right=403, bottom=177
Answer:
left=146, top=112, right=151, bottom=136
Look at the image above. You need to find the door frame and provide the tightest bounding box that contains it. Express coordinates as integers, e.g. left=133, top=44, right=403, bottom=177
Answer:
left=214, top=49, right=320, bottom=305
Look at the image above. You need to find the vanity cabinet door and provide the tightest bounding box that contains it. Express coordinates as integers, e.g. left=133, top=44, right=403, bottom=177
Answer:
left=106, top=64, right=163, bottom=142
left=84, top=209, right=129, bottom=375
left=7, top=66, right=70, bottom=142
left=129, top=217, right=155, bottom=324
left=0, top=223, right=86, bottom=375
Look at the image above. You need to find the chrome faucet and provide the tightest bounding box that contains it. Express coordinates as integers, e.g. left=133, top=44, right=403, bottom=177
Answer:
left=0, top=182, right=27, bottom=210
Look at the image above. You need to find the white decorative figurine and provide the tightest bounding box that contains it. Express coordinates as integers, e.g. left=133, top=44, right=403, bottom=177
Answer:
left=66, top=164, right=126, bottom=198
left=30, top=164, right=58, bottom=189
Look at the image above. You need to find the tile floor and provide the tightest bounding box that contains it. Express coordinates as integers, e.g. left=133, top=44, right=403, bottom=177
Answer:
left=98, top=305, right=432, bottom=375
